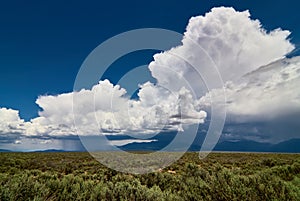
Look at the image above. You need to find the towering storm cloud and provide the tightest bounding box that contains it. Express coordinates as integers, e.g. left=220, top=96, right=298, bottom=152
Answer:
left=149, top=7, right=294, bottom=92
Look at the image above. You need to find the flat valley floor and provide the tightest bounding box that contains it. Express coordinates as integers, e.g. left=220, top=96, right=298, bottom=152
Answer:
left=0, top=152, right=299, bottom=200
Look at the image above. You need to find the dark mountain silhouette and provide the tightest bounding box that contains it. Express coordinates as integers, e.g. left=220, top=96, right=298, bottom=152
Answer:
left=271, top=139, right=300, bottom=153
left=34, top=149, right=69, bottom=153
left=213, top=140, right=271, bottom=152
left=0, top=149, right=12, bottom=152
left=121, top=138, right=300, bottom=153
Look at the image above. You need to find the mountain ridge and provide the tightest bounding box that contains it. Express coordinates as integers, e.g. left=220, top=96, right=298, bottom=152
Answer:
left=1, top=138, right=300, bottom=153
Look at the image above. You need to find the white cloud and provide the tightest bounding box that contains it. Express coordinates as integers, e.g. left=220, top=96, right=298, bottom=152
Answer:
left=1, top=137, right=81, bottom=152
left=0, top=80, right=204, bottom=138
left=0, top=108, right=30, bottom=144
left=109, top=139, right=157, bottom=146
left=200, top=56, right=300, bottom=122
left=35, top=80, right=206, bottom=136
left=149, top=7, right=294, bottom=94
left=0, top=108, right=25, bottom=133
left=147, top=6, right=298, bottom=124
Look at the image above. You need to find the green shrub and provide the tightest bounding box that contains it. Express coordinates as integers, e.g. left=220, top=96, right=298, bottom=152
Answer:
left=0, top=152, right=299, bottom=200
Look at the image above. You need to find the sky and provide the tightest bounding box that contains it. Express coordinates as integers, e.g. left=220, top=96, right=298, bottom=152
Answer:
left=0, top=0, right=300, bottom=151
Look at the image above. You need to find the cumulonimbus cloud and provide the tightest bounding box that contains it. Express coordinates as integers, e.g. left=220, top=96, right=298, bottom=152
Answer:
left=149, top=7, right=294, bottom=93
left=0, top=7, right=298, bottom=144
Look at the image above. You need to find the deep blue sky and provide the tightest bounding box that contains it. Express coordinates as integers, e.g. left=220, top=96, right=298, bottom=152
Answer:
left=0, top=0, right=299, bottom=121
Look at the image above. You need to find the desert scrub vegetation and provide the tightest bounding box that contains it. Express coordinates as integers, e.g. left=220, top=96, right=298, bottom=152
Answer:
left=0, top=152, right=299, bottom=200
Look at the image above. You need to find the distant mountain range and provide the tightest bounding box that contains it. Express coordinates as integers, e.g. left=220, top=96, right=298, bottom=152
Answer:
left=1, top=138, right=300, bottom=153
left=33, top=149, right=69, bottom=153
left=0, top=149, right=12, bottom=152
left=0, top=149, right=75, bottom=153
left=120, top=138, right=300, bottom=153
left=213, top=139, right=300, bottom=153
